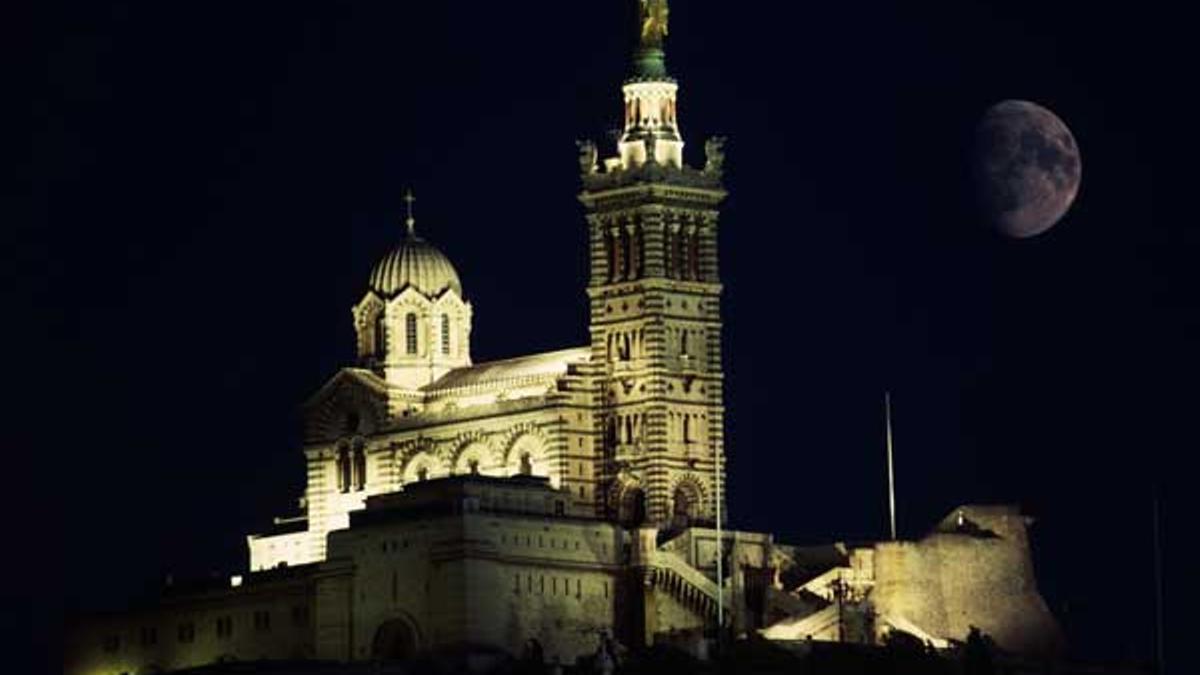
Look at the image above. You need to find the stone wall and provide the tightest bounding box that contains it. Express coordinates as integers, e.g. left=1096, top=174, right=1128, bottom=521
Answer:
left=871, top=505, right=1063, bottom=655
left=320, top=478, right=627, bottom=665
left=65, top=567, right=316, bottom=675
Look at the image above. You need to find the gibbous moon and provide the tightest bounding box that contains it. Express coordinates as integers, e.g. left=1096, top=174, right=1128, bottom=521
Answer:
left=973, top=100, right=1082, bottom=238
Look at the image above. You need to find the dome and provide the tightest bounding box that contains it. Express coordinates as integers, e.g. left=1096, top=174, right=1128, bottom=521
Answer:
left=367, top=233, right=463, bottom=298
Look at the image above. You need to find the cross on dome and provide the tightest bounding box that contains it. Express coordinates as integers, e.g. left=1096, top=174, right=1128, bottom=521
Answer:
left=404, top=189, right=417, bottom=238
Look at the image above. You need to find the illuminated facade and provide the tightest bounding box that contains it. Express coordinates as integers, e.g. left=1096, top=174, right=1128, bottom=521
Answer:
left=245, top=0, right=730, bottom=573
left=65, top=3, right=1063, bottom=673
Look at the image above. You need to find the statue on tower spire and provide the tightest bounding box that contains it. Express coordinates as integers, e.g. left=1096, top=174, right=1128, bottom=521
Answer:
left=639, top=0, right=669, bottom=49
left=631, top=0, right=670, bottom=80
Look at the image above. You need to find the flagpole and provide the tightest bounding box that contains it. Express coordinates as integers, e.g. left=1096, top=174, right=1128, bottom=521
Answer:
left=1152, top=486, right=1165, bottom=674
left=886, top=392, right=897, bottom=541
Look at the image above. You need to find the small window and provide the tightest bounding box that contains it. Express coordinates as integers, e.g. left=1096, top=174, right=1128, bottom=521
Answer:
left=254, top=610, right=271, bottom=632
left=405, top=313, right=418, bottom=354
left=177, top=623, right=195, bottom=644
left=352, top=446, right=367, bottom=491
left=140, top=626, right=157, bottom=646
left=336, top=446, right=351, bottom=493
left=291, top=605, right=309, bottom=627
left=216, top=616, right=233, bottom=639
left=102, top=635, right=120, bottom=653
left=373, top=313, right=386, bottom=357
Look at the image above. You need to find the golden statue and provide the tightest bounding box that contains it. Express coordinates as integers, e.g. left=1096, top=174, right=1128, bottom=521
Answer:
left=640, top=0, right=669, bottom=48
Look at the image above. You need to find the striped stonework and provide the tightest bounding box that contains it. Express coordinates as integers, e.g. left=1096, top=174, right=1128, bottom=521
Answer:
left=579, top=172, right=728, bottom=527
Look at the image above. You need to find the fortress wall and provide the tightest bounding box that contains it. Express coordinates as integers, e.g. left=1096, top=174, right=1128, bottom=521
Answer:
left=872, top=506, right=1062, bottom=656
left=66, top=574, right=317, bottom=675
left=872, top=540, right=949, bottom=638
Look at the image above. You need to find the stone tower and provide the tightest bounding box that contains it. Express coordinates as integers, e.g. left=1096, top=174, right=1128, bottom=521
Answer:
left=578, top=0, right=728, bottom=528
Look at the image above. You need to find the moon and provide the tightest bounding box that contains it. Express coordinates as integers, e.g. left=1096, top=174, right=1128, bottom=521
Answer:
left=972, top=100, right=1081, bottom=238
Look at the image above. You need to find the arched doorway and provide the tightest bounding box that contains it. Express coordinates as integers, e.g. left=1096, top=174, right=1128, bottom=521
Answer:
left=619, top=486, right=646, bottom=527
left=372, top=617, right=419, bottom=662
left=671, top=479, right=703, bottom=530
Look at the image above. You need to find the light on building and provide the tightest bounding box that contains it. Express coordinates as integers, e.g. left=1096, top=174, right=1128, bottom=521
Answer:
left=230, top=575, right=243, bottom=588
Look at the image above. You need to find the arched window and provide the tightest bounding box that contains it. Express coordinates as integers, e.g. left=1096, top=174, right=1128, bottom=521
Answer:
left=405, top=313, right=418, bottom=354
left=519, top=453, right=533, bottom=476
left=468, top=459, right=479, bottom=474
left=336, top=446, right=350, bottom=493
left=689, top=229, right=701, bottom=280
left=417, top=466, right=428, bottom=482
left=620, top=227, right=632, bottom=279
left=673, top=228, right=685, bottom=280
left=632, top=226, right=643, bottom=279
left=663, top=226, right=674, bottom=278
left=373, top=313, right=386, bottom=357
left=440, top=315, right=451, bottom=355
left=352, top=445, right=367, bottom=491
left=605, top=232, right=616, bottom=283
left=680, top=329, right=689, bottom=357
left=683, top=415, right=692, bottom=444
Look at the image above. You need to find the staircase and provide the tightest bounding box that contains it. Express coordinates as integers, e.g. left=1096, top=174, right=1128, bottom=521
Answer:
left=640, top=548, right=729, bottom=624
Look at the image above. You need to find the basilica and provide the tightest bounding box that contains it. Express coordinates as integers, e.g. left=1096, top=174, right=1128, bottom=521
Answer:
left=65, top=3, right=1062, bottom=674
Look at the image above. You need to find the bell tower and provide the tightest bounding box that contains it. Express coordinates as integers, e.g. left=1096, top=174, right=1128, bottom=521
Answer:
left=578, top=0, right=728, bottom=528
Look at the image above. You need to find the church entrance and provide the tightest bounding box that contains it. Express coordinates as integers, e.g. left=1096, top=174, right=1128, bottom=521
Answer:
left=372, top=618, right=419, bottom=662
left=619, top=487, right=646, bottom=527
left=670, top=481, right=702, bottom=530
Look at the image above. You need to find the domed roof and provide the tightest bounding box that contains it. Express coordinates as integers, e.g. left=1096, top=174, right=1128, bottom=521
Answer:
left=367, top=232, right=463, bottom=298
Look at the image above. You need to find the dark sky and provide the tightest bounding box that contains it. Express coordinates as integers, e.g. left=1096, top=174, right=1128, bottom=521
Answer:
left=20, top=0, right=1193, bottom=667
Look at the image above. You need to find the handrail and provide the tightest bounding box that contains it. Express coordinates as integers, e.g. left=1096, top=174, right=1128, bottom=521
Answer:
left=642, top=549, right=729, bottom=622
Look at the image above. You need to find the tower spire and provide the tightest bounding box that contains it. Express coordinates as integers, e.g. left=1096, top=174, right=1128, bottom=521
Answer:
left=404, top=188, right=416, bottom=238
left=617, top=0, right=683, bottom=169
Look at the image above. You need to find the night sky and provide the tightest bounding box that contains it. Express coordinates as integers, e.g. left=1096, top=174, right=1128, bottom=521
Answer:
left=21, top=0, right=1192, bottom=668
